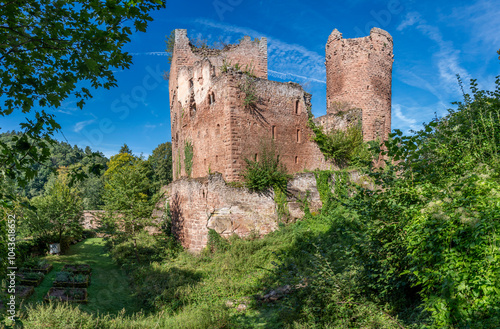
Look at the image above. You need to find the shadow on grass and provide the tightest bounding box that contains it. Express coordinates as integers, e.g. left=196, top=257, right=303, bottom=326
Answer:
left=24, top=238, right=142, bottom=316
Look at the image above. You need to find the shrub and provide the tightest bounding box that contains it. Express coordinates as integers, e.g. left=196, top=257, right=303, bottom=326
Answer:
left=110, top=231, right=181, bottom=267
left=241, top=140, right=291, bottom=192
left=239, top=76, right=258, bottom=108
left=309, top=119, right=372, bottom=168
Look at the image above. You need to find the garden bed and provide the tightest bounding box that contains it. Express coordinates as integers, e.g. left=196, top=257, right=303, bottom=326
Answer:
left=21, top=262, right=53, bottom=275
left=16, top=272, right=44, bottom=286
left=13, top=285, right=35, bottom=298
left=62, top=264, right=91, bottom=275
left=44, top=287, right=88, bottom=304
left=53, top=271, right=90, bottom=288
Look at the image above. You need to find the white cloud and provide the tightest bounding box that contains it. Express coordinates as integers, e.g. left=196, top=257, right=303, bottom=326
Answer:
left=73, top=120, right=95, bottom=133
left=449, top=0, right=500, bottom=47
left=393, top=104, right=420, bottom=133
left=397, top=12, right=421, bottom=31
left=193, top=19, right=326, bottom=85
left=130, top=52, right=169, bottom=57
left=396, top=11, right=470, bottom=96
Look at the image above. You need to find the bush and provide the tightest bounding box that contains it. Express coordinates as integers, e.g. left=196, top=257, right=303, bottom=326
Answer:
left=110, top=231, right=181, bottom=267
left=309, top=119, right=372, bottom=168
left=241, top=140, right=291, bottom=192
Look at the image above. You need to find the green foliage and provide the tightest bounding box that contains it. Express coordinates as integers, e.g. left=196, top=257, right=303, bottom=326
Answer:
left=351, top=75, right=500, bottom=328
left=110, top=231, right=181, bottom=267
left=165, top=30, right=175, bottom=64
left=119, top=143, right=133, bottom=155
left=19, top=302, right=231, bottom=329
left=148, top=142, right=173, bottom=190
left=0, top=0, right=165, bottom=116
left=206, top=229, right=230, bottom=253
left=184, top=140, right=194, bottom=177
left=24, top=174, right=83, bottom=244
left=274, top=185, right=290, bottom=223
left=103, top=153, right=158, bottom=235
left=239, top=76, right=259, bottom=107
left=0, top=132, right=108, bottom=201
left=309, top=119, right=372, bottom=168
left=242, top=142, right=291, bottom=192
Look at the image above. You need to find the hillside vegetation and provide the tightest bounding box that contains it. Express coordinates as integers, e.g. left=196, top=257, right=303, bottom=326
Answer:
left=8, top=75, right=500, bottom=328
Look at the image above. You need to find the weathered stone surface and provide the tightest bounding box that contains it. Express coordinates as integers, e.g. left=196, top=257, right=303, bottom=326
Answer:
left=169, top=28, right=393, bottom=183
left=325, top=28, right=393, bottom=141
left=165, top=27, right=392, bottom=251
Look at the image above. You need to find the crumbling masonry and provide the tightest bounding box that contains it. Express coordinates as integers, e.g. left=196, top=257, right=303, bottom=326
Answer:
left=169, top=27, right=393, bottom=182
left=167, top=28, right=393, bottom=251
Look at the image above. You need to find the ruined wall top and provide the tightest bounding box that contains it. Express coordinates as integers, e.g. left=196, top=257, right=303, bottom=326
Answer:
left=172, top=29, right=268, bottom=79
left=327, top=27, right=393, bottom=47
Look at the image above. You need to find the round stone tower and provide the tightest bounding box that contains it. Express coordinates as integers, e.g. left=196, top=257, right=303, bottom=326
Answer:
left=325, top=27, right=393, bottom=141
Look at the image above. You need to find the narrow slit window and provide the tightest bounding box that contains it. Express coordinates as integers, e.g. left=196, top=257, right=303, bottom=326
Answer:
left=254, top=153, right=258, bottom=161
left=295, top=156, right=299, bottom=164
left=297, top=129, right=301, bottom=143
left=295, top=100, right=300, bottom=115
left=272, top=125, right=276, bottom=139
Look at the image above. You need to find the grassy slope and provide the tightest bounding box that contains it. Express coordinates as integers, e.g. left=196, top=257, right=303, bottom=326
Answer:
left=25, top=238, right=139, bottom=315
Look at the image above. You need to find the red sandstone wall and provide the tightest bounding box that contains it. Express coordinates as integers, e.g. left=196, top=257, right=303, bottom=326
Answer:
left=170, top=29, right=269, bottom=181
left=166, top=172, right=371, bottom=252
left=326, top=28, right=393, bottom=141
left=224, top=74, right=331, bottom=181
left=167, top=173, right=322, bottom=252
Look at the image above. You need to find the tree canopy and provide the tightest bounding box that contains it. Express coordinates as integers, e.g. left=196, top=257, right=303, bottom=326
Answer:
left=0, top=0, right=165, bottom=205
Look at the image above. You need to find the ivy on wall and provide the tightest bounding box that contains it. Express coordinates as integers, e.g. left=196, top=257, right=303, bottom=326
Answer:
left=184, top=140, right=194, bottom=177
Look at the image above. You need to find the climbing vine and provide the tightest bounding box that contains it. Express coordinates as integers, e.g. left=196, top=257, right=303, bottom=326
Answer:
left=274, top=185, right=289, bottom=223
left=184, top=140, right=194, bottom=177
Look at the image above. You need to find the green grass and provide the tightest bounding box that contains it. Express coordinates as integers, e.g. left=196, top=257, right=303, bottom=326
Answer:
left=24, top=238, right=139, bottom=315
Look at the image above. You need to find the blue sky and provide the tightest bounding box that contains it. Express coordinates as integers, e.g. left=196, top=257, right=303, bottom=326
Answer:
left=2, top=0, right=499, bottom=158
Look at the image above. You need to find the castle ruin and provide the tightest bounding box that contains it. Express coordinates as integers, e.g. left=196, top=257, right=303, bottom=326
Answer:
left=167, top=28, right=393, bottom=251
left=169, top=27, right=393, bottom=182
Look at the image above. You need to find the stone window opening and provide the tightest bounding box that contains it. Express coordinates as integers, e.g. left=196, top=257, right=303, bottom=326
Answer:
left=295, top=99, right=300, bottom=115
left=295, top=156, right=299, bottom=164
left=209, top=92, right=215, bottom=105
left=296, top=129, right=301, bottom=143
left=272, top=125, right=276, bottom=139
left=254, top=153, right=258, bottom=161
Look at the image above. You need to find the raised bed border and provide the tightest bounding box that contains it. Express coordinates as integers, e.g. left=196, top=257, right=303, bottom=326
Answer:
left=53, top=274, right=91, bottom=288
left=7, top=285, right=35, bottom=299
left=16, top=273, right=44, bottom=287
left=43, top=287, right=88, bottom=304
left=62, top=264, right=91, bottom=275
left=21, top=263, right=53, bottom=275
